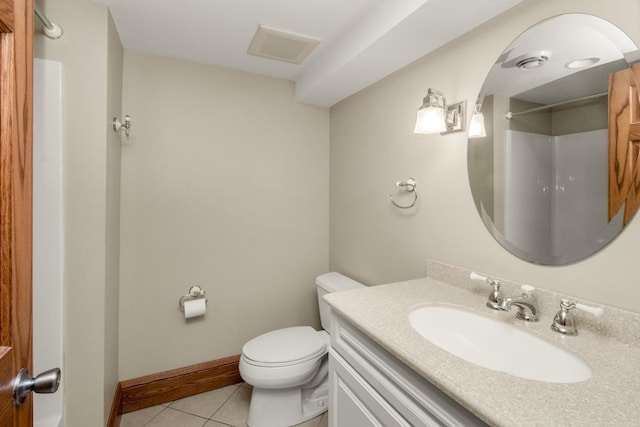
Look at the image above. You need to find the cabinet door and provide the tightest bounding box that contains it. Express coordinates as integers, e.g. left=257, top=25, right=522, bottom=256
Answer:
left=609, top=63, right=640, bottom=224
left=329, top=349, right=412, bottom=427
left=330, top=312, right=486, bottom=427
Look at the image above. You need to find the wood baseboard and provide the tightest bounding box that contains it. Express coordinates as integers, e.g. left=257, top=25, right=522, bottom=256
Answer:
left=107, top=383, right=122, bottom=427
left=119, top=355, right=242, bottom=414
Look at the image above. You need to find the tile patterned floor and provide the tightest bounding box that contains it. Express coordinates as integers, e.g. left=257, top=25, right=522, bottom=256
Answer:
left=120, top=382, right=329, bottom=427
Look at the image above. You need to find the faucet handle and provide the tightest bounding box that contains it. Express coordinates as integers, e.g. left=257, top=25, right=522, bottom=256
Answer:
left=470, top=272, right=495, bottom=283
left=470, top=272, right=500, bottom=287
left=470, top=272, right=501, bottom=310
left=574, top=301, right=604, bottom=318
left=551, top=299, right=603, bottom=336
left=469, top=272, right=486, bottom=282
left=520, top=284, right=535, bottom=295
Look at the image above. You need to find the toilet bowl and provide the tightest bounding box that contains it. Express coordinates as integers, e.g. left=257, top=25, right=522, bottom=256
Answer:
left=240, top=326, right=328, bottom=389
left=239, top=272, right=364, bottom=427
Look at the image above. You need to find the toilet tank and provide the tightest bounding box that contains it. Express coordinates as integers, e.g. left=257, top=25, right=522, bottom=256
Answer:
left=316, top=272, right=364, bottom=332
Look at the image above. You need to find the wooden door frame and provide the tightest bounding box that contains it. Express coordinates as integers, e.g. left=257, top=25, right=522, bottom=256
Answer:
left=0, top=0, right=34, bottom=425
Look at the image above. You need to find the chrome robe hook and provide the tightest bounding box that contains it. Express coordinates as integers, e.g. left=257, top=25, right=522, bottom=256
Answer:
left=113, top=115, right=132, bottom=137
left=390, top=178, right=418, bottom=209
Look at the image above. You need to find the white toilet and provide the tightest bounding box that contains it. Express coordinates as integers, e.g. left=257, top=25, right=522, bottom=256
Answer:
left=239, top=272, right=364, bottom=427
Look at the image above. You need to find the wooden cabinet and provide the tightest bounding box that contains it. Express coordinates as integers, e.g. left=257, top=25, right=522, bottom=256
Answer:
left=329, top=312, right=486, bottom=427
left=608, top=63, right=640, bottom=224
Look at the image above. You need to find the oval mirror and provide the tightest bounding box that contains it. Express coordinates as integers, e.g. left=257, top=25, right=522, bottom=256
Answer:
left=468, top=14, right=640, bottom=265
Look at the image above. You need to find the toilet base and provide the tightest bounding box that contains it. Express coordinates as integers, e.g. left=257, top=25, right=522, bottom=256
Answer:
left=247, top=380, right=328, bottom=427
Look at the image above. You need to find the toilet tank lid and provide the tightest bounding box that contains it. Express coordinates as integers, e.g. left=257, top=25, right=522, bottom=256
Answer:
left=316, top=272, right=364, bottom=293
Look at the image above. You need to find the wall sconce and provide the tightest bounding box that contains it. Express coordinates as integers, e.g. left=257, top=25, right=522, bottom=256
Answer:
left=468, top=103, right=487, bottom=138
left=414, top=88, right=466, bottom=135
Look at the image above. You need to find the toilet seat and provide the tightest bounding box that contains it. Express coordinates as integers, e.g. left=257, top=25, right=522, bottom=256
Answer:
left=240, top=327, right=329, bottom=389
left=242, top=326, right=327, bottom=367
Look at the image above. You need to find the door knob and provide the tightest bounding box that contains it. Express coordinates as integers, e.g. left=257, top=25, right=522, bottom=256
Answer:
left=13, top=368, right=61, bottom=406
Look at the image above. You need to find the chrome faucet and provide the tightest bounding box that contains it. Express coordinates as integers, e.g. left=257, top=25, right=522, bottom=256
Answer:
left=497, top=285, right=539, bottom=322
left=551, top=299, right=604, bottom=335
left=470, top=272, right=502, bottom=310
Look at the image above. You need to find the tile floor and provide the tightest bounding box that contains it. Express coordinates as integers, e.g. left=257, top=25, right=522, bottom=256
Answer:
left=120, top=382, right=329, bottom=427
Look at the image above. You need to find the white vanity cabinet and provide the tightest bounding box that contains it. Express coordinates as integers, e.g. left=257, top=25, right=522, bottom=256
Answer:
left=329, top=312, right=487, bottom=427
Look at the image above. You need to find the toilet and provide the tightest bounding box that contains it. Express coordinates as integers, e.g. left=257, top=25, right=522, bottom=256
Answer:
left=239, top=272, right=364, bottom=427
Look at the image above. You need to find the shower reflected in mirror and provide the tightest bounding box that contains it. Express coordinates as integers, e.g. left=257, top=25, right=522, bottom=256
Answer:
left=467, top=14, right=640, bottom=265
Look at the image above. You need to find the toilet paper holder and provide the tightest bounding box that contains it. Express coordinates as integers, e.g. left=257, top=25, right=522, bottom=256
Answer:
left=178, top=285, right=208, bottom=311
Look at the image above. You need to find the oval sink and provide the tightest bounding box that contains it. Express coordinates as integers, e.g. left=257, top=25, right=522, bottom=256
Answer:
left=408, top=305, right=591, bottom=383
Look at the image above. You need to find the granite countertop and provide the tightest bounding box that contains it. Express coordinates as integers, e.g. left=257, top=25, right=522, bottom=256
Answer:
left=324, top=269, right=640, bottom=426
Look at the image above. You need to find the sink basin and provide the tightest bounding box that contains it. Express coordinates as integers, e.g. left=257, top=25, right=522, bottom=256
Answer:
left=408, top=305, right=591, bottom=383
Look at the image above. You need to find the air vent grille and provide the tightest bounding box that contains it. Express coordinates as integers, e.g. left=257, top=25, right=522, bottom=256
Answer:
left=248, top=25, right=320, bottom=65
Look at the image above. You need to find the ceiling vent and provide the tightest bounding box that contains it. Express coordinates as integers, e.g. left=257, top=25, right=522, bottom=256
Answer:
left=516, top=55, right=549, bottom=70
left=514, top=50, right=552, bottom=70
left=248, top=25, right=320, bottom=65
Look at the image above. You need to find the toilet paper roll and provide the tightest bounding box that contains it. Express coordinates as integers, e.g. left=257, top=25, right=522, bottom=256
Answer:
left=183, top=298, right=206, bottom=319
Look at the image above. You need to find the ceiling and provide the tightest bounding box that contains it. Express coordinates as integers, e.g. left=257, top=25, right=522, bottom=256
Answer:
left=97, top=0, right=525, bottom=107
left=481, top=13, right=640, bottom=105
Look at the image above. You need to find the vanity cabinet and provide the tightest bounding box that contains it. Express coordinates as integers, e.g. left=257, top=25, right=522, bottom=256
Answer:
left=329, top=312, right=486, bottom=427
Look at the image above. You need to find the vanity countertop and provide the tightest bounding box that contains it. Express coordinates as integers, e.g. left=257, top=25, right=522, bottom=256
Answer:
left=324, top=273, right=640, bottom=426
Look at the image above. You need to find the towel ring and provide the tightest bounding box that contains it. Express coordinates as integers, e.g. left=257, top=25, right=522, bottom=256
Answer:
left=390, top=178, right=418, bottom=209
left=178, top=285, right=208, bottom=311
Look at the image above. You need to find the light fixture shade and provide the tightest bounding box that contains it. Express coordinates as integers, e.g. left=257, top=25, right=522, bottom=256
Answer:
left=468, top=111, right=487, bottom=138
left=414, top=106, right=446, bottom=134
left=414, top=88, right=466, bottom=135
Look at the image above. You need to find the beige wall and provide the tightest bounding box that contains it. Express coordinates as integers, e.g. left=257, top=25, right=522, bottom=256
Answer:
left=119, top=51, right=330, bottom=379
left=104, top=11, right=123, bottom=422
left=551, top=97, right=608, bottom=135
left=507, top=98, right=552, bottom=134
left=34, top=0, right=123, bottom=424
left=329, top=0, right=640, bottom=313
